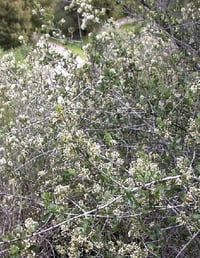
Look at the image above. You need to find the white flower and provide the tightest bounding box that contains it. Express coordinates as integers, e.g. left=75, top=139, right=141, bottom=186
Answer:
left=0, top=158, right=6, bottom=165
left=25, top=218, right=38, bottom=232
left=40, top=8, right=45, bottom=14
left=54, top=185, right=69, bottom=196
left=87, top=141, right=101, bottom=157
left=38, top=170, right=46, bottom=177
left=32, top=9, right=37, bottom=15
left=18, top=35, right=24, bottom=42
left=59, top=18, right=66, bottom=25
left=57, top=96, right=64, bottom=104
left=0, top=147, right=5, bottom=157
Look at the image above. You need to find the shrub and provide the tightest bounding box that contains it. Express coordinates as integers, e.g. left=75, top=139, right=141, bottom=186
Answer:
left=0, top=3, right=200, bottom=257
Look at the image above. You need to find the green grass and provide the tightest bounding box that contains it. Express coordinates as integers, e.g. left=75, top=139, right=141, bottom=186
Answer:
left=65, top=41, right=85, bottom=58
left=49, top=36, right=86, bottom=59
left=12, top=46, right=29, bottom=62
left=119, top=22, right=136, bottom=32
left=0, top=48, right=4, bottom=57
left=0, top=45, right=29, bottom=63
left=118, top=21, right=146, bottom=36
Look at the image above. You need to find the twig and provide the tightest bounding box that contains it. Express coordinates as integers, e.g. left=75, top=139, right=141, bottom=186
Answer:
left=175, top=228, right=200, bottom=258
left=0, top=174, right=182, bottom=246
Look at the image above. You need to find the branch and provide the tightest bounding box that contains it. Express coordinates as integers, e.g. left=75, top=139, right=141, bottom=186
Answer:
left=162, top=29, right=199, bottom=57
left=134, top=0, right=199, bottom=57
left=0, top=174, right=182, bottom=246
left=175, top=228, right=200, bottom=258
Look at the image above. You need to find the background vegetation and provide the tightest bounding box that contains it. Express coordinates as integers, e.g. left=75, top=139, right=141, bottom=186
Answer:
left=0, top=0, right=200, bottom=257
left=0, top=0, right=55, bottom=49
left=0, top=0, right=31, bottom=49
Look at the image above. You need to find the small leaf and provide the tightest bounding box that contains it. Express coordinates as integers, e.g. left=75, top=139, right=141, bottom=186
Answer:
left=192, top=214, right=200, bottom=220
left=48, top=203, right=59, bottom=213
left=9, top=245, right=20, bottom=256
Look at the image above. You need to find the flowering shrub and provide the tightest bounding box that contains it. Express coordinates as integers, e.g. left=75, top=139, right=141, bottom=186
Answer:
left=0, top=6, right=200, bottom=258
left=67, top=0, right=107, bottom=30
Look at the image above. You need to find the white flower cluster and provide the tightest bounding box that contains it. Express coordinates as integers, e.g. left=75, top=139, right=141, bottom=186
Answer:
left=18, top=35, right=24, bottom=43
left=68, top=0, right=105, bottom=30
left=187, top=118, right=200, bottom=144
left=190, top=80, right=200, bottom=94
left=118, top=242, right=145, bottom=257
left=0, top=146, right=6, bottom=168
left=95, top=31, right=115, bottom=43
left=24, top=218, right=38, bottom=233
left=87, top=140, right=101, bottom=158
left=54, top=184, right=69, bottom=204
left=54, top=184, right=69, bottom=196
left=128, top=155, right=161, bottom=184
left=176, top=156, right=193, bottom=180
left=181, top=3, right=200, bottom=21
left=55, top=244, right=67, bottom=256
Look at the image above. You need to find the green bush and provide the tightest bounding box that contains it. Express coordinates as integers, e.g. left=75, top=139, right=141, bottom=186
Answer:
left=30, top=0, right=55, bottom=32
left=0, top=0, right=32, bottom=49
left=0, top=0, right=55, bottom=49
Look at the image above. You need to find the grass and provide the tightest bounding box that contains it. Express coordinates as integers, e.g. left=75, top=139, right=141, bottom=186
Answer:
left=118, top=20, right=146, bottom=35
left=0, top=48, right=4, bottom=57
left=119, top=22, right=136, bottom=32
left=65, top=41, right=85, bottom=59
left=64, top=20, right=139, bottom=59
left=12, top=46, right=29, bottom=62
left=0, top=45, right=29, bottom=63
left=66, top=34, right=90, bottom=58
left=0, top=18, right=141, bottom=62
left=49, top=36, right=86, bottom=59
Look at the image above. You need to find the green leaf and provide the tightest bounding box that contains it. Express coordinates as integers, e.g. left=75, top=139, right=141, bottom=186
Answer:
left=27, top=245, right=37, bottom=252
left=48, top=203, right=59, bottom=213
left=1, top=232, right=14, bottom=242
left=62, top=168, right=75, bottom=182
left=41, top=192, right=53, bottom=206
left=54, top=104, right=64, bottom=114
left=191, top=214, right=200, bottom=220
left=156, top=117, right=164, bottom=127
left=104, top=132, right=113, bottom=146
left=9, top=245, right=20, bottom=256
left=42, top=192, right=52, bottom=201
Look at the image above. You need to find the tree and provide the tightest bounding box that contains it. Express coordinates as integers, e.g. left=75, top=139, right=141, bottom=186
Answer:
left=29, top=0, right=55, bottom=32
left=0, top=0, right=55, bottom=49
left=53, top=0, right=124, bottom=39
left=54, top=0, right=80, bottom=38
left=0, top=0, right=32, bottom=49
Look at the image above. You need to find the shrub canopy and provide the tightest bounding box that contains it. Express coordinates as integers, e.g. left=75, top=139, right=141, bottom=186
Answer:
left=0, top=0, right=200, bottom=257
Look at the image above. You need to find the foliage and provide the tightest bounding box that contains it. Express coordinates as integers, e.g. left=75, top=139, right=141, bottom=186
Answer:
left=0, top=48, right=4, bottom=57
left=29, top=0, right=55, bottom=32
left=0, top=0, right=55, bottom=49
left=54, top=0, right=124, bottom=39
left=0, top=1, right=200, bottom=257
left=119, top=0, right=200, bottom=63
left=0, top=0, right=32, bottom=49
left=54, top=0, right=80, bottom=39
